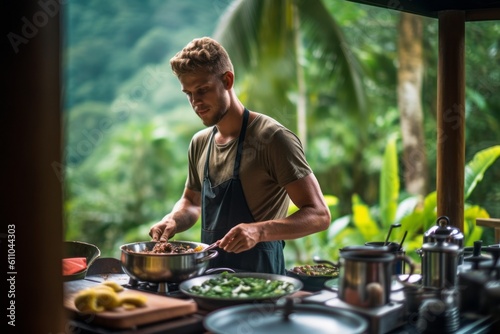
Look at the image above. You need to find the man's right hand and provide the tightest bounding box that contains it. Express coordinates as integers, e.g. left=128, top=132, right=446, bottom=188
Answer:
left=149, top=188, right=201, bottom=242
left=149, top=217, right=177, bottom=242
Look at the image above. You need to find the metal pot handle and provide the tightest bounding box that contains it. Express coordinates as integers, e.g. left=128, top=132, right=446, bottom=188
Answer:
left=196, top=250, right=218, bottom=264
left=394, top=254, right=415, bottom=282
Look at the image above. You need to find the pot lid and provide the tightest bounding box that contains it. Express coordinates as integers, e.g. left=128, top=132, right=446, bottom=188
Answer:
left=424, top=216, right=464, bottom=239
left=340, top=250, right=395, bottom=262
left=340, top=245, right=391, bottom=252
left=422, top=236, right=460, bottom=253
left=203, top=300, right=368, bottom=334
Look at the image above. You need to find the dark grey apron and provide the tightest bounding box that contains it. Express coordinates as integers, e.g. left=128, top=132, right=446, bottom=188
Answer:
left=201, top=108, right=285, bottom=274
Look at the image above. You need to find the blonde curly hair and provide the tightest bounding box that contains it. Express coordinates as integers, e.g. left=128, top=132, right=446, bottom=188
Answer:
left=170, top=37, right=234, bottom=77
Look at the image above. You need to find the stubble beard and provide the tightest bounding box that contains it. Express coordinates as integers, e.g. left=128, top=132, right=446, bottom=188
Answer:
left=202, top=107, right=228, bottom=127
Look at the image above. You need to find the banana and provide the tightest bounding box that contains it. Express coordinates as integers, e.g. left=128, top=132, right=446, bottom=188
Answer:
left=73, top=282, right=146, bottom=313
left=95, top=289, right=120, bottom=309
left=74, top=289, right=93, bottom=312
left=91, top=285, right=115, bottom=292
left=118, top=294, right=148, bottom=308
left=101, top=280, right=124, bottom=292
left=74, top=289, right=105, bottom=313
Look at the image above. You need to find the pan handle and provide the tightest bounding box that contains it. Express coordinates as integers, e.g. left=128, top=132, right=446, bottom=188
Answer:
left=196, top=250, right=218, bottom=264
left=205, top=267, right=235, bottom=274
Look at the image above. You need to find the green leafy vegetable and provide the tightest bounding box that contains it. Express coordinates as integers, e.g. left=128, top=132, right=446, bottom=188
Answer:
left=187, top=272, right=295, bottom=299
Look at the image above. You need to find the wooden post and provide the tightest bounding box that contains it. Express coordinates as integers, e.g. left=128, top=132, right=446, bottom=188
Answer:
left=436, top=11, right=466, bottom=231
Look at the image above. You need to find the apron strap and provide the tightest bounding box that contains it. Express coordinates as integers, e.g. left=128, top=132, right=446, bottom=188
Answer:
left=233, top=108, right=249, bottom=179
left=203, top=127, right=217, bottom=179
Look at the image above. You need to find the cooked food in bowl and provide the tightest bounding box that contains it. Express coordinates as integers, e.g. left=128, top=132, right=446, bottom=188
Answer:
left=290, top=264, right=339, bottom=277
left=180, top=272, right=302, bottom=310
left=186, top=272, right=296, bottom=299
left=127, top=241, right=203, bottom=254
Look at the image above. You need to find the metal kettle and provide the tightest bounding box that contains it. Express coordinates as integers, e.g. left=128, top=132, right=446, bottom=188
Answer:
left=424, top=215, right=464, bottom=264
left=421, top=234, right=460, bottom=288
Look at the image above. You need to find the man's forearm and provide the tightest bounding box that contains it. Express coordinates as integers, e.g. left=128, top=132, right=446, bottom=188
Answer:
left=167, top=198, right=201, bottom=233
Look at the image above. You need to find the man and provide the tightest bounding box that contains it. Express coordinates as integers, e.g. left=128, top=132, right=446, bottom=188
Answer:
left=149, top=37, right=330, bottom=274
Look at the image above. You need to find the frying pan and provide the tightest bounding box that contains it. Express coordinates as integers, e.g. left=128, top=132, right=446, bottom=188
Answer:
left=120, top=240, right=218, bottom=283
left=204, top=301, right=368, bottom=334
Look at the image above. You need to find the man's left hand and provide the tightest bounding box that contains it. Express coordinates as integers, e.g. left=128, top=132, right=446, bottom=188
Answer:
left=219, top=223, right=261, bottom=253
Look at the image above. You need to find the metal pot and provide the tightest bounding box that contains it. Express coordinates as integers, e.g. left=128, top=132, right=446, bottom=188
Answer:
left=424, top=215, right=464, bottom=263
left=421, top=235, right=460, bottom=288
left=403, top=285, right=441, bottom=316
left=120, top=240, right=218, bottom=283
left=365, top=241, right=406, bottom=274
left=458, top=269, right=490, bottom=314
left=179, top=272, right=303, bottom=311
left=337, top=250, right=415, bottom=308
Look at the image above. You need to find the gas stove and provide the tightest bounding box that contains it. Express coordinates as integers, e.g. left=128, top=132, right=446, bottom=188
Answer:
left=124, top=277, right=190, bottom=299
left=84, top=256, right=192, bottom=298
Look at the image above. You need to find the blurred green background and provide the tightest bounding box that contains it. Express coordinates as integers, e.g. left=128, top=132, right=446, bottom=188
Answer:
left=62, top=0, right=500, bottom=268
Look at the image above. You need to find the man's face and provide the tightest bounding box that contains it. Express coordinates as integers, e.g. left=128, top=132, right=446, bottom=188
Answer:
left=179, top=71, right=230, bottom=127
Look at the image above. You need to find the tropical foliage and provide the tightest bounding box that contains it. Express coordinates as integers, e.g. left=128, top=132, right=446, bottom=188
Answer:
left=286, top=142, right=499, bottom=268
left=63, top=0, right=500, bottom=262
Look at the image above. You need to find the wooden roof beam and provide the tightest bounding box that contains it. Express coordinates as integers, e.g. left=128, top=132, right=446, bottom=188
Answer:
left=346, top=0, right=500, bottom=21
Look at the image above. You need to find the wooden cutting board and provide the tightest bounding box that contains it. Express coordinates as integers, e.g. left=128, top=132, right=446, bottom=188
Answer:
left=64, top=286, right=198, bottom=329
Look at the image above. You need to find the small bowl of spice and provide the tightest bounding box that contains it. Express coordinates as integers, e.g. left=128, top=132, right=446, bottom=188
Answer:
left=286, top=263, right=340, bottom=292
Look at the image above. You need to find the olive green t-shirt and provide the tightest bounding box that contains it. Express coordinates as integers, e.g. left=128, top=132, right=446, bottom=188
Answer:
left=186, top=113, right=312, bottom=222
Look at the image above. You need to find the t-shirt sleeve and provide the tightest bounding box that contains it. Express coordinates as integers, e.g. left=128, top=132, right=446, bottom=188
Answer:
left=186, top=137, right=202, bottom=192
left=267, top=128, right=312, bottom=187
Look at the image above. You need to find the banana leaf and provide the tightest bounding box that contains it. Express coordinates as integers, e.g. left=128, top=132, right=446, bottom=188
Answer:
left=464, top=145, right=500, bottom=200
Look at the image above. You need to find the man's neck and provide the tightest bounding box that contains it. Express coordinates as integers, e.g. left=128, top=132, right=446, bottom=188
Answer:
left=214, top=103, right=246, bottom=144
